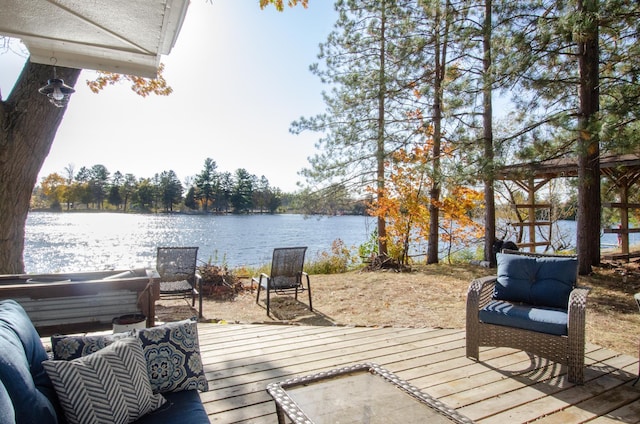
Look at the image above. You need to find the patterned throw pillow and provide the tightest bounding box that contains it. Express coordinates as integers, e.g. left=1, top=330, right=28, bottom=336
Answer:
left=51, top=331, right=132, bottom=360
left=135, top=319, right=208, bottom=393
left=42, top=337, right=166, bottom=424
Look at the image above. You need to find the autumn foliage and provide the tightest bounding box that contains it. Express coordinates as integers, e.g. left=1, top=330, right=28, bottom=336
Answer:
left=259, top=0, right=308, bottom=11
left=86, top=63, right=172, bottom=97
left=367, top=137, right=483, bottom=265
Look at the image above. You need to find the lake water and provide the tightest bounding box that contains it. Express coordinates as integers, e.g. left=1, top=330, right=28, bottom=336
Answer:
left=24, top=212, right=377, bottom=273
left=24, top=212, right=636, bottom=274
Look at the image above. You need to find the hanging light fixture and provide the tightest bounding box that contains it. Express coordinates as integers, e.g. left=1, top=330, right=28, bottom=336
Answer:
left=38, top=59, right=75, bottom=107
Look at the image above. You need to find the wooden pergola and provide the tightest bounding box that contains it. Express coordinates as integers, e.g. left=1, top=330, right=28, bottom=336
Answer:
left=495, top=153, right=640, bottom=261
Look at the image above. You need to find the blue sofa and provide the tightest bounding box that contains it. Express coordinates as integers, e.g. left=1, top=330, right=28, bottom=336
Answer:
left=0, top=299, right=209, bottom=424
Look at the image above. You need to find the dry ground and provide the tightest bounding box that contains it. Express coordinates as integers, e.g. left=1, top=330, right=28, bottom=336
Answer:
left=156, top=262, right=640, bottom=357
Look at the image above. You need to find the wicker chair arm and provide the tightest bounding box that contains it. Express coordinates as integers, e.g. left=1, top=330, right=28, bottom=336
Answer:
left=466, top=276, right=496, bottom=360
left=567, top=286, right=590, bottom=330
left=467, top=276, right=498, bottom=311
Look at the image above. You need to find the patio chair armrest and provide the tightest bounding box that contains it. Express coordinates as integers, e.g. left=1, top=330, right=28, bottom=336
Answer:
left=466, top=275, right=496, bottom=360
left=195, top=271, right=202, bottom=290
left=467, top=276, right=497, bottom=311
left=252, top=273, right=271, bottom=286
left=567, top=286, right=590, bottom=332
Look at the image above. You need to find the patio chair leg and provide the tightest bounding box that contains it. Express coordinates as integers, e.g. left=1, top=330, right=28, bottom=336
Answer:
left=197, top=283, right=203, bottom=319
left=568, top=365, right=584, bottom=385
left=266, top=289, right=271, bottom=316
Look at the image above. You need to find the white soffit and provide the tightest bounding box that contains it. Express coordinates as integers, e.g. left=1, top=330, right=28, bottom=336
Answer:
left=0, top=0, right=190, bottom=78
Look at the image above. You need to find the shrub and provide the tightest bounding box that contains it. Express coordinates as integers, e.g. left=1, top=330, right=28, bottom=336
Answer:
left=305, top=239, right=359, bottom=275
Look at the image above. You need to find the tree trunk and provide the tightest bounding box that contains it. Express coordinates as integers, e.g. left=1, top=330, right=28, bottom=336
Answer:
left=376, top=1, right=388, bottom=256
left=576, top=0, right=600, bottom=275
left=426, top=39, right=442, bottom=264
left=0, top=62, right=80, bottom=274
left=483, top=0, right=497, bottom=266
left=427, top=0, right=447, bottom=265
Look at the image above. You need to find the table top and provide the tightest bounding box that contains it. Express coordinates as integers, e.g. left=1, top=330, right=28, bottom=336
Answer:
left=267, top=363, right=474, bottom=424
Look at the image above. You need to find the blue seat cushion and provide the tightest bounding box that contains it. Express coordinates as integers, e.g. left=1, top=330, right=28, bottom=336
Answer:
left=134, top=390, right=209, bottom=424
left=479, top=300, right=568, bottom=336
left=0, top=300, right=62, bottom=423
left=495, top=253, right=577, bottom=309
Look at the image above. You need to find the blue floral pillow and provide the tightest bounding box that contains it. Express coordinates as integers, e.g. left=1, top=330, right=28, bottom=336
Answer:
left=135, top=319, right=208, bottom=393
left=51, top=331, right=133, bottom=360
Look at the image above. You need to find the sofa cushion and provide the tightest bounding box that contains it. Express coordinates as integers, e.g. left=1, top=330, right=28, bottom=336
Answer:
left=42, top=337, right=166, bottom=424
left=133, top=390, right=210, bottom=424
left=533, top=255, right=578, bottom=308
left=0, top=379, right=15, bottom=424
left=135, top=319, right=208, bottom=393
left=495, top=253, right=577, bottom=309
left=51, top=331, right=133, bottom=360
left=479, top=300, right=569, bottom=336
left=0, top=299, right=61, bottom=424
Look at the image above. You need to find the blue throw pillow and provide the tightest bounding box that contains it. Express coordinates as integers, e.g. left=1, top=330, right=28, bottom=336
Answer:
left=51, top=331, right=133, bottom=360
left=135, top=319, right=208, bottom=393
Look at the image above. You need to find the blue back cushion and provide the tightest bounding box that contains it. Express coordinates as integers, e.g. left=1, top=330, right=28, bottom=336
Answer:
left=495, top=253, right=577, bottom=309
left=0, top=379, right=16, bottom=424
left=0, top=300, right=61, bottom=424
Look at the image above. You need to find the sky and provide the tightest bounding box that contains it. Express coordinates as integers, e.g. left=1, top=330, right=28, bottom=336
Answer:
left=0, top=1, right=337, bottom=193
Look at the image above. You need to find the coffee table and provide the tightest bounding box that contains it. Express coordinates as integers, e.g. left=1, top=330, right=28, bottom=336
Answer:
left=266, top=363, right=474, bottom=424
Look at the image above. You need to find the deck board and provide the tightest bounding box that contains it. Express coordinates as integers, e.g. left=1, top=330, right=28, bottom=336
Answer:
left=195, top=323, right=640, bottom=423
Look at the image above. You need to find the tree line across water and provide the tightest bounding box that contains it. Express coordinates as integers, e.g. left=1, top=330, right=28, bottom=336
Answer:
left=32, top=157, right=369, bottom=215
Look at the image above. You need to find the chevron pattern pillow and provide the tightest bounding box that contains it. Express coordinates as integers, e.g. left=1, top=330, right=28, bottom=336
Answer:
left=42, top=337, right=166, bottom=424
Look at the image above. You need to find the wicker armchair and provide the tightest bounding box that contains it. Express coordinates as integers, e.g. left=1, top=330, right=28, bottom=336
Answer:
left=466, top=251, right=589, bottom=384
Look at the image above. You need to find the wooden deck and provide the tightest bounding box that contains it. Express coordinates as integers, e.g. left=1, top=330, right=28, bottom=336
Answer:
left=196, top=323, right=640, bottom=423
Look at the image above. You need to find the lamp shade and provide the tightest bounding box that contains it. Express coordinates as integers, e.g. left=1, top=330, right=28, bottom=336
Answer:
left=38, top=78, right=75, bottom=107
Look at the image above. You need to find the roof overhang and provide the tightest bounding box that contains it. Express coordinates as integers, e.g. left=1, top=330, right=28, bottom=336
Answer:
left=0, top=0, right=190, bottom=78
left=496, top=153, right=640, bottom=181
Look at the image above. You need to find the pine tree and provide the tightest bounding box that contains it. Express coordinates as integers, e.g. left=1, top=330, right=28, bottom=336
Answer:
left=292, top=0, right=425, bottom=255
left=195, top=158, right=218, bottom=212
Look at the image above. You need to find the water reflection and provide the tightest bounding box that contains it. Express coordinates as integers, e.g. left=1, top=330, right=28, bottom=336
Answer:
left=25, top=212, right=375, bottom=273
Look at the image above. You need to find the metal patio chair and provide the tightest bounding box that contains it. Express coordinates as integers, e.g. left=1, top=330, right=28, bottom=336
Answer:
left=156, top=246, right=203, bottom=318
left=254, top=247, right=312, bottom=316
